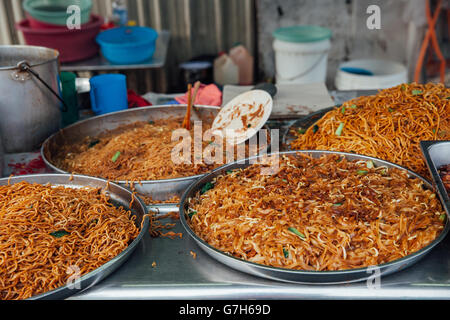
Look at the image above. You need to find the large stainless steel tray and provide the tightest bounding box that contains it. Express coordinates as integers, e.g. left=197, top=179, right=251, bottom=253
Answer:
left=179, top=150, right=450, bottom=284
left=42, top=105, right=271, bottom=202
left=0, top=173, right=149, bottom=300
left=421, top=140, right=450, bottom=218
left=42, top=105, right=219, bottom=202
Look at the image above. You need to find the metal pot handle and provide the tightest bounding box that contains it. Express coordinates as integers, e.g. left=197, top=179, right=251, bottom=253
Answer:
left=16, top=61, right=68, bottom=112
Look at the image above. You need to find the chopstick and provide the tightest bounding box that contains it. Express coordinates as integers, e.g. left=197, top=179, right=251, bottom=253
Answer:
left=182, top=81, right=201, bottom=130
left=182, top=83, right=192, bottom=130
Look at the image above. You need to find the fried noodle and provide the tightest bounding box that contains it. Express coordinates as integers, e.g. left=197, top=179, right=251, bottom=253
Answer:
left=0, top=182, right=140, bottom=300
left=289, top=83, right=450, bottom=178
left=188, top=153, right=445, bottom=271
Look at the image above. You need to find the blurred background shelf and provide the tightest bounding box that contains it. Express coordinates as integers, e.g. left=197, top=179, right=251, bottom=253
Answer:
left=60, top=30, right=170, bottom=72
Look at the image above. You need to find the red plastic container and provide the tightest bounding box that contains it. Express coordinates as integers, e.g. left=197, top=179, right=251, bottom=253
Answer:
left=26, top=12, right=75, bottom=29
left=16, top=14, right=103, bottom=63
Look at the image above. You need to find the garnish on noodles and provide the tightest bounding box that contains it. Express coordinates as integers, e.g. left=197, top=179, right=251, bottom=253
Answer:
left=187, top=153, right=445, bottom=271
left=289, top=83, right=450, bottom=178
left=0, top=182, right=140, bottom=300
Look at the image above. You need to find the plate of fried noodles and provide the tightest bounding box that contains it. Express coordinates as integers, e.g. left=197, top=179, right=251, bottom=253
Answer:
left=0, top=174, right=149, bottom=300
left=180, top=151, right=448, bottom=284
left=286, top=83, right=450, bottom=179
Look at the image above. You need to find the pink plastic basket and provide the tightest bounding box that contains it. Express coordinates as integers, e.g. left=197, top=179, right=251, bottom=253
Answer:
left=17, top=14, right=103, bottom=63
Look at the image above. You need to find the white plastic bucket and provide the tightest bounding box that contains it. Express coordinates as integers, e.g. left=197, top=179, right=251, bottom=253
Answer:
left=273, top=25, right=331, bottom=85
left=335, top=59, right=408, bottom=90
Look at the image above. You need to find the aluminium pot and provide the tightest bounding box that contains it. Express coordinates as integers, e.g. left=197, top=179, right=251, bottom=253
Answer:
left=0, top=45, right=62, bottom=153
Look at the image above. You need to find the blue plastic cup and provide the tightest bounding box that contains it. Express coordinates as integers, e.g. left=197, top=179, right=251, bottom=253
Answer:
left=89, top=74, right=128, bottom=115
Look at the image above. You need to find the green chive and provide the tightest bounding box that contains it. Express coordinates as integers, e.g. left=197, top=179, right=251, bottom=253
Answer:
left=439, top=214, right=446, bottom=222
left=297, top=128, right=307, bottom=134
left=188, top=210, right=197, bottom=218
left=388, top=108, right=394, bottom=112
left=288, top=227, right=306, bottom=240
left=401, top=84, right=406, bottom=91
left=226, top=170, right=233, bottom=175
left=111, top=151, right=121, bottom=163
left=313, top=125, right=319, bottom=133
left=333, top=202, right=343, bottom=206
left=335, top=122, right=345, bottom=136
left=412, top=90, right=422, bottom=95
left=282, top=179, right=288, bottom=183
left=341, top=106, right=346, bottom=114
left=357, top=170, right=368, bottom=175
left=50, top=230, right=70, bottom=238
left=148, top=120, right=155, bottom=125
left=366, top=160, right=374, bottom=169
left=350, top=104, right=357, bottom=109
left=283, top=248, right=289, bottom=258
left=201, top=182, right=214, bottom=194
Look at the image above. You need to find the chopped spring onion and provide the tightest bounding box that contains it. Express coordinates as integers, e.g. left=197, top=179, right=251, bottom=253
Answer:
left=341, top=106, right=346, bottom=114
left=388, top=107, right=394, bottom=112
left=283, top=248, right=289, bottom=258
left=357, top=170, right=368, bottom=175
left=148, top=120, right=155, bottom=125
left=333, top=202, right=343, bottom=207
left=111, top=151, right=121, bottom=163
left=297, top=128, right=307, bottom=134
left=350, top=104, right=357, bottom=109
left=313, top=125, right=319, bottom=133
left=288, top=227, right=306, bottom=240
left=188, top=210, right=197, bottom=218
left=201, top=182, right=214, bottom=194
left=50, top=230, right=70, bottom=238
left=335, top=122, right=345, bottom=136
left=439, top=214, right=446, bottom=222
left=412, top=89, right=423, bottom=95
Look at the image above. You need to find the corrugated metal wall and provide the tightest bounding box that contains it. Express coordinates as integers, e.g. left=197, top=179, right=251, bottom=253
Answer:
left=0, top=0, right=256, bottom=93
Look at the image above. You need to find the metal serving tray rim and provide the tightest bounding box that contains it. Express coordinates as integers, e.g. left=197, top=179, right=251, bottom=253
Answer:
left=179, top=150, right=449, bottom=280
left=0, top=173, right=150, bottom=300
left=281, top=106, right=336, bottom=148
left=41, top=104, right=221, bottom=185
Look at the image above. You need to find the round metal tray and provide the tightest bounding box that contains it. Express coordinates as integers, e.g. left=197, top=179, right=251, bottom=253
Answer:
left=42, top=105, right=220, bottom=202
left=179, top=150, right=450, bottom=284
left=42, top=105, right=271, bottom=202
left=0, top=174, right=149, bottom=300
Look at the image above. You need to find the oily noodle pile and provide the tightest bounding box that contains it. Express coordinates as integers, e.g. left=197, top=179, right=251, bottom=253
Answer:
left=290, top=83, right=450, bottom=178
left=53, top=118, right=263, bottom=182
left=0, top=181, right=140, bottom=300
left=188, top=154, right=445, bottom=271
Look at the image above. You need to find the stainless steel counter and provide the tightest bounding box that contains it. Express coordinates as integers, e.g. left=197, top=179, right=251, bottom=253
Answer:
left=69, top=213, right=450, bottom=300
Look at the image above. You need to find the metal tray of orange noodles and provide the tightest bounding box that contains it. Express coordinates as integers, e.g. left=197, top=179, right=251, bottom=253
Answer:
left=0, top=174, right=149, bottom=300
left=178, top=151, right=450, bottom=284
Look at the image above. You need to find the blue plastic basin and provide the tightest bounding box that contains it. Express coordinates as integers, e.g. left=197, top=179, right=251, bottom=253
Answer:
left=96, top=27, right=158, bottom=64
